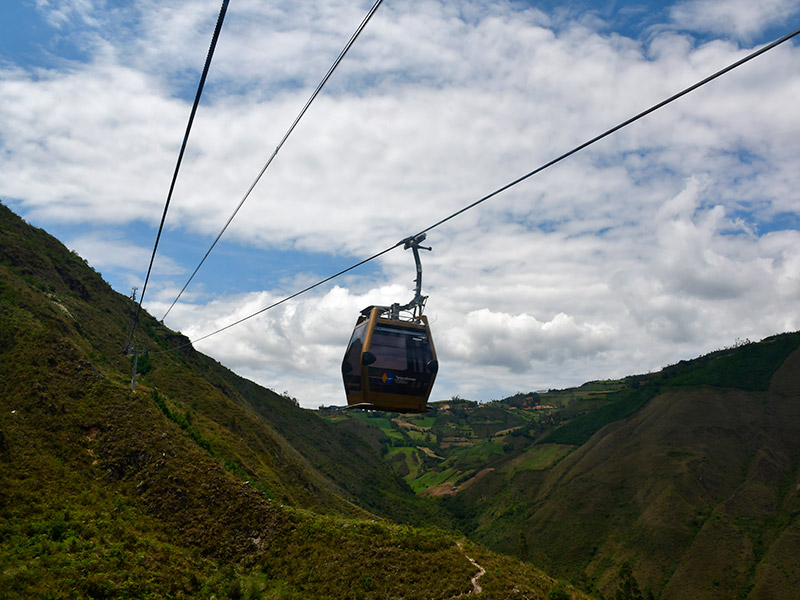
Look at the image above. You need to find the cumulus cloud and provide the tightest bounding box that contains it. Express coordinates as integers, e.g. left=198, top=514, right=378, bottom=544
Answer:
left=3, top=0, right=800, bottom=407
left=0, top=62, right=184, bottom=225
left=442, top=308, right=615, bottom=371
left=670, top=0, right=800, bottom=40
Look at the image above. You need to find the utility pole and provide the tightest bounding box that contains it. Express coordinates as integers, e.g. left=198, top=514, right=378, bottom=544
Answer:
left=124, top=287, right=138, bottom=355
left=125, top=286, right=145, bottom=391
left=130, top=347, right=140, bottom=391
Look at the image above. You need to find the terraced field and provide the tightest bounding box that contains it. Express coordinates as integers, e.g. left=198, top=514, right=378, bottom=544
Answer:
left=321, top=387, right=616, bottom=496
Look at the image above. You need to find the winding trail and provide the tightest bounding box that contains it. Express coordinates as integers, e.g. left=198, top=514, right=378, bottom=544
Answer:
left=456, top=542, right=486, bottom=595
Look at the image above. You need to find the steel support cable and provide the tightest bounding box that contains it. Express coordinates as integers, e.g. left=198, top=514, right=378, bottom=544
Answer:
left=412, top=25, right=800, bottom=239
left=150, top=244, right=399, bottom=354
left=152, top=25, right=800, bottom=356
left=160, top=0, right=385, bottom=323
left=127, top=0, right=230, bottom=351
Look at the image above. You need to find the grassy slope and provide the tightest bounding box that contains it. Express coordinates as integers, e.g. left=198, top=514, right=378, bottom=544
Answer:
left=214, top=370, right=449, bottom=527
left=541, top=334, right=800, bottom=446
left=320, top=331, right=800, bottom=599
left=449, top=338, right=800, bottom=599
left=0, top=201, right=367, bottom=517
left=0, top=203, right=586, bottom=599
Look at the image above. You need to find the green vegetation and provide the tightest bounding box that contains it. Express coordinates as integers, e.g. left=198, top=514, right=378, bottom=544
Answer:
left=661, top=334, right=800, bottom=390
left=530, top=334, right=800, bottom=448
left=0, top=498, right=234, bottom=599
left=502, top=444, right=573, bottom=475
left=541, top=382, right=661, bottom=446
left=411, top=467, right=459, bottom=494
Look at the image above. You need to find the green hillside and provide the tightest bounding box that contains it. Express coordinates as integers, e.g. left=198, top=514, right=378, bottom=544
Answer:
left=0, top=202, right=590, bottom=599
left=322, top=336, right=800, bottom=599
left=453, top=347, right=800, bottom=599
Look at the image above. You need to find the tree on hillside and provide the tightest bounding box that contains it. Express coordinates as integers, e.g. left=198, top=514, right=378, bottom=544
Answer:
left=518, top=531, right=529, bottom=561
left=615, top=563, right=643, bottom=600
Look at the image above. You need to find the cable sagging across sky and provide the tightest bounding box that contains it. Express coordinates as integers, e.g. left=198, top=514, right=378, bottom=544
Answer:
left=127, top=0, right=230, bottom=351
left=159, top=0, right=386, bottom=323
left=155, top=25, right=800, bottom=356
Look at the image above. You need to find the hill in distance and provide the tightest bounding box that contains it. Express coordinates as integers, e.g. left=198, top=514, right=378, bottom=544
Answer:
left=0, top=202, right=591, bottom=599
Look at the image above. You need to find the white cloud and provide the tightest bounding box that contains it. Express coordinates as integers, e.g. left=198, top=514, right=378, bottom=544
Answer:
left=68, top=232, right=184, bottom=275
left=670, top=0, right=800, bottom=40
left=35, top=0, right=100, bottom=29
left=3, top=0, right=800, bottom=407
left=442, top=308, right=615, bottom=371
left=0, top=62, right=184, bottom=225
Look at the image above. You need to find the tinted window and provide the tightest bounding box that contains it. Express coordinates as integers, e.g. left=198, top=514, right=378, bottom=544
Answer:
left=367, top=324, right=434, bottom=397
left=341, top=323, right=366, bottom=395
left=369, top=327, right=411, bottom=370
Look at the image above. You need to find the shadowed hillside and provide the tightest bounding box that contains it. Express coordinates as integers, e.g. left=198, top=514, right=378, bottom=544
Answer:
left=0, top=202, right=590, bottom=599
left=460, top=347, right=800, bottom=599
left=0, top=201, right=434, bottom=523
left=333, top=334, right=800, bottom=599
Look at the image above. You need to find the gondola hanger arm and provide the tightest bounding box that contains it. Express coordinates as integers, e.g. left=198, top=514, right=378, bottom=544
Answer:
left=401, top=233, right=431, bottom=251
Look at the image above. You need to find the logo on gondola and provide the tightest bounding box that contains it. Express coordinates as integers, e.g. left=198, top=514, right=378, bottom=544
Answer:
left=381, top=372, right=395, bottom=384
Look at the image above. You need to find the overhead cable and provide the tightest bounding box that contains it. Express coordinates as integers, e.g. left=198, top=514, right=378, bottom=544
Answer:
left=154, top=25, right=800, bottom=355
left=160, top=0, right=385, bottom=322
left=127, top=0, right=230, bottom=350
left=151, top=246, right=397, bottom=355
left=413, top=26, right=800, bottom=238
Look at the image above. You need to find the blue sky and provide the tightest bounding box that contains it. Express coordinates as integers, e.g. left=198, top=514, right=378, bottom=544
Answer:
left=2, top=0, right=800, bottom=408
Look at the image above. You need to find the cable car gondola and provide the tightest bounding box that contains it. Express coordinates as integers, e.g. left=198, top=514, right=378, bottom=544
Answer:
left=341, top=234, right=438, bottom=413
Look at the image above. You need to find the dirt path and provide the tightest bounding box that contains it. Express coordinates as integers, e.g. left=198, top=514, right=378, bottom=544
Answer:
left=456, top=542, right=486, bottom=595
